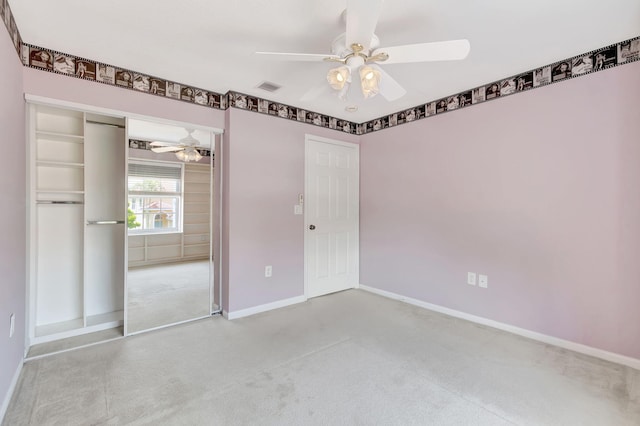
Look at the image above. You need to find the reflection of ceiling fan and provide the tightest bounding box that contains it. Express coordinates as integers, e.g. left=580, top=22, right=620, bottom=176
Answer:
left=256, top=0, right=470, bottom=102
left=150, top=128, right=203, bottom=162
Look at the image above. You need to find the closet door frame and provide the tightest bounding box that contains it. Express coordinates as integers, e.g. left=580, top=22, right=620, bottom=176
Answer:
left=25, top=95, right=224, bottom=347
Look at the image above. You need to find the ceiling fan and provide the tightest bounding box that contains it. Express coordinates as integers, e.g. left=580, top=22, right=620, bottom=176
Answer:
left=150, top=128, right=203, bottom=162
left=256, top=0, right=470, bottom=102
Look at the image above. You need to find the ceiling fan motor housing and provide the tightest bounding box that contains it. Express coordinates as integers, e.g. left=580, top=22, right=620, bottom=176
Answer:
left=331, top=33, right=380, bottom=58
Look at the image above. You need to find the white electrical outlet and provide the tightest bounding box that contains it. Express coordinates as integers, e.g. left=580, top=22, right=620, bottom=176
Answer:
left=479, top=274, right=488, bottom=288
left=265, top=265, right=272, bottom=278
left=467, top=272, right=477, bottom=286
left=9, top=313, right=15, bottom=338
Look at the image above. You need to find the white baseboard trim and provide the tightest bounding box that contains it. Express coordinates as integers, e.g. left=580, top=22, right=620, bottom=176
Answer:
left=1, top=359, right=23, bottom=423
left=224, top=295, right=307, bottom=320
left=359, top=284, right=640, bottom=371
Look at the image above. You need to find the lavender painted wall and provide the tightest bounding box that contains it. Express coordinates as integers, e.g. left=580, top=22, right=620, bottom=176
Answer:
left=0, top=34, right=25, bottom=410
left=224, top=108, right=358, bottom=312
left=360, top=61, right=640, bottom=359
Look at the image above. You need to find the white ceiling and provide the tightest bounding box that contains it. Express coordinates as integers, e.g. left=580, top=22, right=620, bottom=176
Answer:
left=11, top=0, right=640, bottom=122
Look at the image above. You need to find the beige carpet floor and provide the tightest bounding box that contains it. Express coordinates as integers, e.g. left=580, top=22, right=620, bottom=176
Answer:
left=4, top=289, right=640, bottom=425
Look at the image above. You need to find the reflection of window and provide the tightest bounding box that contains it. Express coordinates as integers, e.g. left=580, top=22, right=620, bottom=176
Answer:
left=128, top=161, right=182, bottom=234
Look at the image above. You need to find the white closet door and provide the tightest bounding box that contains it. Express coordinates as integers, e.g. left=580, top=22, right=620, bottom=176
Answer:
left=84, top=122, right=125, bottom=319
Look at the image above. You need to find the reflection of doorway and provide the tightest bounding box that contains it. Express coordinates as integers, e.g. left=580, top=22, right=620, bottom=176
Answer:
left=304, top=135, right=359, bottom=298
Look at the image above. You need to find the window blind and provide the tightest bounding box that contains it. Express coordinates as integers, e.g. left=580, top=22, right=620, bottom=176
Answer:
left=129, top=162, right=181, bottom=179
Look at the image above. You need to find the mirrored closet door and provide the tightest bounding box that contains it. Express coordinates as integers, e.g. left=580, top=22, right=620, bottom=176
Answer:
left=27, top=104, right=221, bottom=356
left=125, top=119, right=215, bottom=334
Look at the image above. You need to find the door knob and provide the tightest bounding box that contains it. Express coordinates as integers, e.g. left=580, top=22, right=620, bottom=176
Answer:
left=309, top=224, right=316, bottom=230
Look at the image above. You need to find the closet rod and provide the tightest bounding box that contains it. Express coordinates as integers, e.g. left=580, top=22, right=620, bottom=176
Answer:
left=37, top=200, right=83, bottom=205
left=86, top=220, right=125, bottom=225
left=86, top=120, right=126, bottom=129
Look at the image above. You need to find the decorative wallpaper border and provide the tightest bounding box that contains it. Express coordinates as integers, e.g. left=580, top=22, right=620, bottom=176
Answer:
left=2, top=3, right=638, bottom=135
left=359, top=36, right=640, bottom=134
left=0, top=0, right=21, bottom=55
left=227, top=91, right=360, bottom=135
left=21, top=43, right=229, bottom=111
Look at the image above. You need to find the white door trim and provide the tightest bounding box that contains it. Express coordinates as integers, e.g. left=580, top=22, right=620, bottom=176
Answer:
left=304, top=134, right=359, bottom=299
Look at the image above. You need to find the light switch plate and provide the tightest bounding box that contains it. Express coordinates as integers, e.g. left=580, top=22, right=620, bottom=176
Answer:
left=467, top=272, right=477, bottom=286
left=265, top=266, right=272, bottom=278
left=294, top=205, right=303, bottom=215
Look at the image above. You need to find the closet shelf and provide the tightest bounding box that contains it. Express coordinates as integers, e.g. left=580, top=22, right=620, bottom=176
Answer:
left=36, top=130, right=84, bottom=142
left=36, top=189, right=85, bottom=194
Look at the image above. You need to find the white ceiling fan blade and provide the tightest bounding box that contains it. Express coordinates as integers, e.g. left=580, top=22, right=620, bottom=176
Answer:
left=373, top=39, right=471, bottom=64
left=255, top=52, right=340, bottom=62
left=370, top=64, right=407, bottom=101
left=149, top=141, right=174, bottom=147
left=151, top=146, right=183, bottom=153
left=345, top=0, right=384, bottom=50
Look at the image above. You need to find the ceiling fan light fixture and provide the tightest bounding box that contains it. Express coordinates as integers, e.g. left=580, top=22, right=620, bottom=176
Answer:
left=359, top=65, right=381, bottom=98
left=175, top=147, right=202, bottom=163
left=327, top=66, right=351, bottom=90
left=256, top=3, right=471, bottom=105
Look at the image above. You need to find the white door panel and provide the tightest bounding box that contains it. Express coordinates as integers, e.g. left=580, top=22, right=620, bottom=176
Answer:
left=305, top=136, right=359, bottom=298
left=84, top=123, right=126, bottom=317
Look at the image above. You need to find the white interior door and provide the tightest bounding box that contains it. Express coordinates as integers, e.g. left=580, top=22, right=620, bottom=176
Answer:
left=305, top=135, right=359, bottom=298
